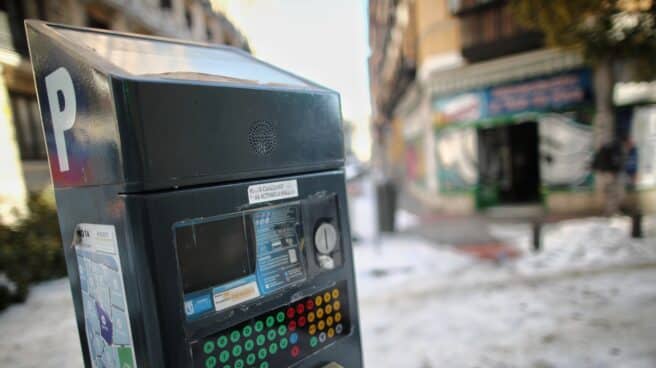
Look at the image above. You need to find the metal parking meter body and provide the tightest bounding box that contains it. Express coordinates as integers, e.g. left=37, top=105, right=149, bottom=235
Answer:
left=26, top=22, right=363, bottom=368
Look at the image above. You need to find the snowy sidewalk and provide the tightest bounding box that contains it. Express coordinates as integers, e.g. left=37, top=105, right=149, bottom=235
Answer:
left=2, top=178, right=656, bottom=367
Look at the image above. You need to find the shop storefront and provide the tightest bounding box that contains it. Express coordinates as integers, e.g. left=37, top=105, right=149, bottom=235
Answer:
left=432, top=68, right=597, bottom=212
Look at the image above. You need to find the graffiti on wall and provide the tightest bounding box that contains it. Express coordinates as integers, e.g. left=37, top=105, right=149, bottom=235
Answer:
left=435, top=128, right=478, bottom=192
left=433, top=92, right=486, bottom=126
left=538, top=114, right=594, bottom=188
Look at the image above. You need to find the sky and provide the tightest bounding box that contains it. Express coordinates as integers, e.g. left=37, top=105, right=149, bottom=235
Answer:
left=211, top=0, right=372, bottom=160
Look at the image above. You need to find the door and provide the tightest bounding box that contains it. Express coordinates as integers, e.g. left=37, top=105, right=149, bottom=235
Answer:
left=477, top=121, right=541, bottom=208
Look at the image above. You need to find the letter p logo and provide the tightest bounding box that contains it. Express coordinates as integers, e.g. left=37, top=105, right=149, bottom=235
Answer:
left=45, top=67, right=76, bottom=172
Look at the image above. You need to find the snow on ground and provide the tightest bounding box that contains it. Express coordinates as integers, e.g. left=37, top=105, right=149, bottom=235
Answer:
left=0, top=278, right=84, bottom=367
left=2, top=178, right=656, bottom=367
left=351, top=179, right=656, bottom=367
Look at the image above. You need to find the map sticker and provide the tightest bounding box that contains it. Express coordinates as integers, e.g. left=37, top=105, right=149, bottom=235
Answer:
left=74, top=224, right=137, bottom=368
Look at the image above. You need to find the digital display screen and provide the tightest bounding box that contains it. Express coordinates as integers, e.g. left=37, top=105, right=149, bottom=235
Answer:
left=175, top=216, right=254, bottom=294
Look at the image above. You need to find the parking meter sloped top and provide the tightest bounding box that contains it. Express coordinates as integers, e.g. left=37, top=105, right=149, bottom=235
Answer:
left=26, top=21, right=344, bottom=192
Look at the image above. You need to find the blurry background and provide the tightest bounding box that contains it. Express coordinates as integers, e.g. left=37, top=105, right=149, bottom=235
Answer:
left=2, top=0, right=656, bottom=367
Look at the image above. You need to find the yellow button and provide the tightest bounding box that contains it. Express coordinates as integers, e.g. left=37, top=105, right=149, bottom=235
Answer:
left=307, top=312, right=316, bottom=323
left=334, top=312, right=342, bottom=323
left=325, top=304, right=333, bottom=315
left=316, top=308, right=324, bottom=319
left=309, top=324, right=317, bottom=335
left=323, top=292, right=331, bottom=303
left=327, top=328, right=335, bottom=338
left=333, top=301, right=341, bottom=311
left=332, top=289, right=340, bottom=299
left=318, top=320, right=325, bottom=331
left=315, top=296, right=323, bottom=307
left=326, top=316, right=334, bottom=327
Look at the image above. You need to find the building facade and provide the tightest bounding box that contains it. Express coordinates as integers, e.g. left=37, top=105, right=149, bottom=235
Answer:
left=0, top=0, right=249, bottom=221
left=369, top=0, right=656, bottom=217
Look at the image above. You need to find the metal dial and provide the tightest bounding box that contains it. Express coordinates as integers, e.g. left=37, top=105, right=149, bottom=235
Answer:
left=314, top=222, right=337, bottom=254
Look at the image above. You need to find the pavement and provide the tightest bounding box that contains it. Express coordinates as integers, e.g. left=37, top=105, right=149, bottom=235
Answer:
left=2, top=178, right=656, bottom=367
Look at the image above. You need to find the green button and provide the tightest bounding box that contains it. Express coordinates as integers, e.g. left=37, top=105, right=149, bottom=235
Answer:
left=242, top=325, right=253, bottom=337
left=234, top=359, right=244, bottom=368
left=244, top=339, right=254, bottom=351
left=206, top=356, right=217, bottom=368
left=219, top=350, right=231, bottom=363
left=277, top=325, right=287, bottom=336
left=217, top=336, right=228, bottom=349
left=265, top=316, right=275, bottom=328
left=222, top=365, right=231, bottom=368
left=246, top=353, right=256, bottom=365
left=204, top=341, right=215, bottom=354
left=256, top=335, right=266, bottom=346
left=254, top=321, right=264, bottom=332
left=230, top=330, right=241, bottom=343
left=232, top=345, right=242, bottom=357
left=276, top=311, right=285, bottom=323
left=257, top=348, right=268, bottom=360
left=260, top=362, right=269, bottom=368
left=267, top=330, right=277, bottom=341
left=268, top=343, right=278, bottom=355
left=310, top=336, right=318, bottom=347
left=279, top=337, right=288, bottom=350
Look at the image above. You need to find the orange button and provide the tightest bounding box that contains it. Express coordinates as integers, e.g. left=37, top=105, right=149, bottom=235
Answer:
left=325, top=304, right=333, bottom=315
left=318, top=320, right=325, bottom=331
left=309, top=324, right=317, bottom=335
left=327, top=328, right=335, bottom=338
left=333, top=301, right=341, bottom=311
left=316, top=308, right=324, bottom=319
left=326, top=316, right=334, bottom=327
left=323, top=292, right=332, bottom=303
left=315, top=296, right=323, bottom=307
left=332, top=289, right=340, bottom=299
left=334, top=312, right=342, bottom=323
left=307, top=312, right=316, bottom=323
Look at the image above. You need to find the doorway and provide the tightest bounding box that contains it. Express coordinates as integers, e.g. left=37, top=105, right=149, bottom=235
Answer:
left=476, top=121, right=541, bottom=208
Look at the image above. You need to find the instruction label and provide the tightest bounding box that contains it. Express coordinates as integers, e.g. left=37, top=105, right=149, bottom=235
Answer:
left=75, top=224, right=137, bottom=368
left=253, top=205, right=306, bottom=293
left=248, top=180, right=298, bottom=204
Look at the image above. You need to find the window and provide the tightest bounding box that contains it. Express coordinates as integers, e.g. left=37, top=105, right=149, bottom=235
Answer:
left=9, top=92, right=47, bottom=160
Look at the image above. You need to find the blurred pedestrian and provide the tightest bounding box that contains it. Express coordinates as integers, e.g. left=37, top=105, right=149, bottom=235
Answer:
left=592, top=139, right=625, bottom=215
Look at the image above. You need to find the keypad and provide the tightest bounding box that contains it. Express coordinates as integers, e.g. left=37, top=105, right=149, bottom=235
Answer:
left=194, top=282, right=350, bottom=368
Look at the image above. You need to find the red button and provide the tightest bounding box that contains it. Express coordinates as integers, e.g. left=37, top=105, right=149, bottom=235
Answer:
left=288, top=320, right=297, bottom=332
left=286, top=307, right=295, bottom=319
left=306, top=299, right=314, bottom=310
left=298, top=316, right=307, bottom=327
left=291, top=345, right=300, bottom=358
left=296, top=303, right=305, bottom=315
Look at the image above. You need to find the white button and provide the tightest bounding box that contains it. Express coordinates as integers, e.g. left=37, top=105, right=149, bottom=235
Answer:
left=318, top=255, right=335, bottom=270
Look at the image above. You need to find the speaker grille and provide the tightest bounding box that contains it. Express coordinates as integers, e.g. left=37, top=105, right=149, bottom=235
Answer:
left=248, top=121, right=277, bottom=156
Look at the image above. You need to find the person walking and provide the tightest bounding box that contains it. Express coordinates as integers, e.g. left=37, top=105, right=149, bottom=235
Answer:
left=592, top=139, right=626, bottom=216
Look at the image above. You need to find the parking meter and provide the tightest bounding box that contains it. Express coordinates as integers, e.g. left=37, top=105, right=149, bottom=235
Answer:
left=26, top=21, right=363, bottom=368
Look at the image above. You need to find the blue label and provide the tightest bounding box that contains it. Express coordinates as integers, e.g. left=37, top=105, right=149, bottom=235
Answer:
left=184, top=293, right=213, bottom=317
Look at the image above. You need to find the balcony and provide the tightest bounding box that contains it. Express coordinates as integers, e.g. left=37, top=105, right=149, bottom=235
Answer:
left=462, top=31, right=544, bottom=62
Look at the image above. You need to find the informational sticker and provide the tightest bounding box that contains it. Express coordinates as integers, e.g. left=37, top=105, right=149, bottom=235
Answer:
left=248, top=180, right=298, bottom=204
left=75, top=224, right=137, bottom=368
left=212, top=276, right=261, bottom=312
left=253, top=205, right=306, bottom=293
